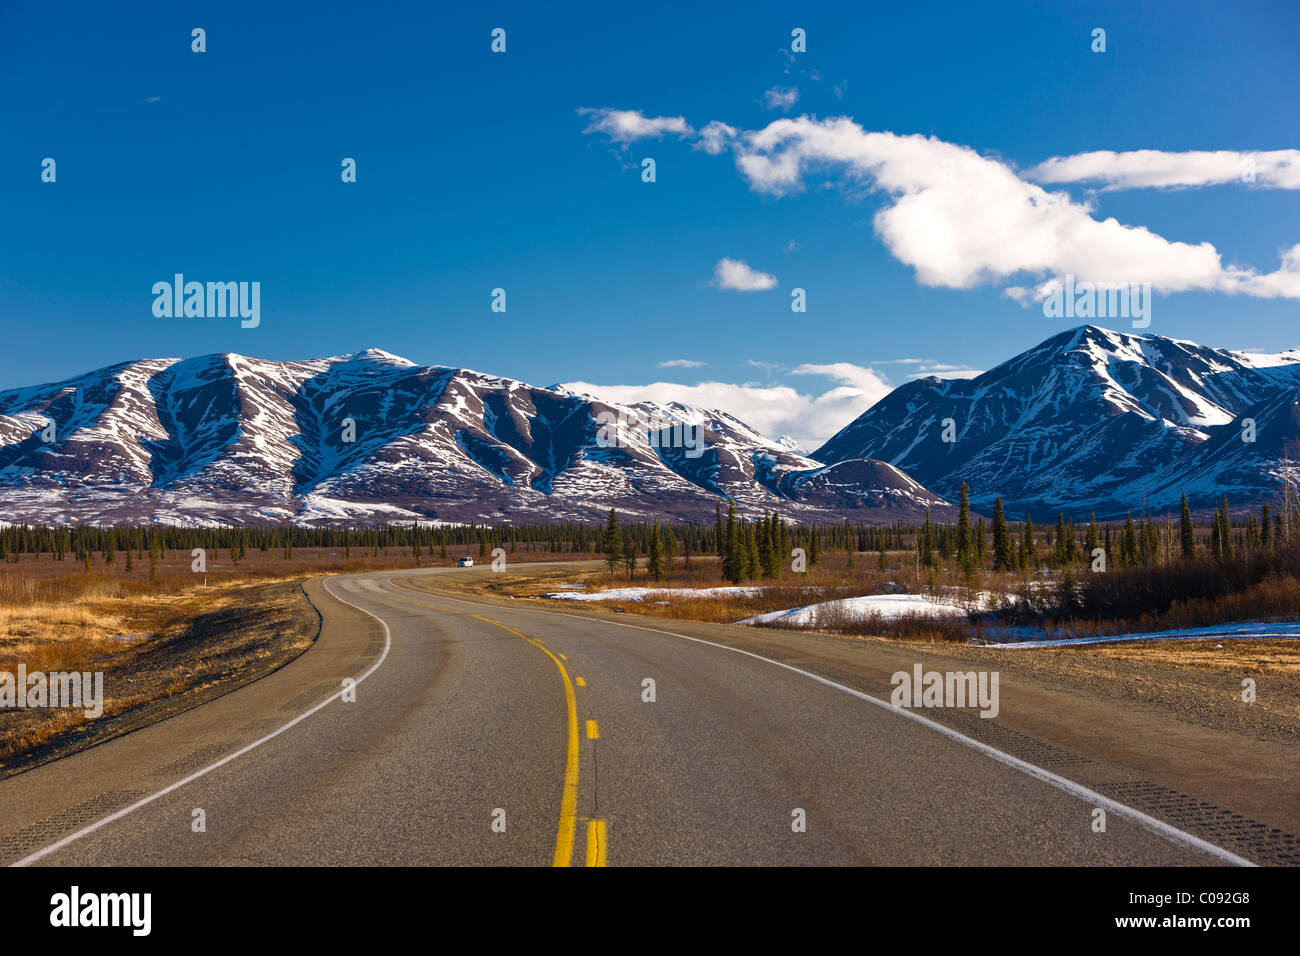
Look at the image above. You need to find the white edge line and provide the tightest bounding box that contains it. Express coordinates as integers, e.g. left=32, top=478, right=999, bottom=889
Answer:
left=395, top=576, right=1258, bottom=868
left=11, top=577, right=392, bottom=867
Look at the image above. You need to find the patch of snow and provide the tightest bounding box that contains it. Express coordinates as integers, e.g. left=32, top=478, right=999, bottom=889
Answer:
left=985, top=620, right=1300, bottom=648
left=543, top=585, right=763, bottom=602
left=738, top=592, right=972, bottom=626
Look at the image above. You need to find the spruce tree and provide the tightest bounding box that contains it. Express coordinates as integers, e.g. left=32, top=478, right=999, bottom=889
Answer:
left=956, top=482, right=973, bottom=573
left=758, top=511, right=776, bottom=578
left=1122, top=514, right=1138, bottom=567
left=1219, top=496, right=1233, bottom=561
left=723, top=500, right=742, bottom=583
left=991, top=498, right=1013, bottom=571
left=603, top=508, right=622, bottom=576
left=648, top=520, right=665, bottom=581
left=1179, top=491, right=1196, bottom=559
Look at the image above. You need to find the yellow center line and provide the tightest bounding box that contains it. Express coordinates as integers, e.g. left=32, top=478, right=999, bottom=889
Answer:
left=575, top=676, right=586, bottom=687
left=585, top=820, right=608, bottom=867
left=586, top=719, right=599, bottom=740
left=376, top=584, right=581, bottom=867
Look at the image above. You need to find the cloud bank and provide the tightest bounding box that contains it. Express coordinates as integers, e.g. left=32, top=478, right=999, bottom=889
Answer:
left=582, top=110, right=1300, bottom=302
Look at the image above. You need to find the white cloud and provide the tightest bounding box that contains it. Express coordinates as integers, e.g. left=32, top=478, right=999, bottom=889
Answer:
left=581, top=106, right=1300, bottom=300
left=1026, top=149, right=1300, bottom=191
left=657, top=358, right=707, bottom=368
left=762, top=86, right=800, bottom=110
left=694, top=120, right=738, bottom=156
left=559, top=377, right=882, bottom=452
left=790, top=362, right=893, bottom=396
left=578, top=107, right=694, bottom=144
left=712, top=257, right=777, bottom=291
left=699, top=114, right=1300, bottom=301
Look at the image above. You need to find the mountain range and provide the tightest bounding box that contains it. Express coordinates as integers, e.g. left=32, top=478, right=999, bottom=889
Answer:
left=3, top=326, right=1298, bottom=527
left=0, top=349, right=951, bottom=526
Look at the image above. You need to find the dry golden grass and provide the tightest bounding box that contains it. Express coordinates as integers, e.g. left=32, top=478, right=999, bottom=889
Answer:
left=0, top=570, right=318, bottom=769
left=1064, top=638, right=1300, bottom=677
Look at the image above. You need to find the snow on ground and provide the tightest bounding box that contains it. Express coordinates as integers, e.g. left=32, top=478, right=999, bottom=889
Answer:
left=543, top=586, right=763, bottom=602
left=984, top=620, right=1300, bottom=648
left=738, top=593, right=970, bottom=626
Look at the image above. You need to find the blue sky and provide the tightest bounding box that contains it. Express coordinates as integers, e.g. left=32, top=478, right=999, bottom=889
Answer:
left=2, top=0, right=1297, bottom=448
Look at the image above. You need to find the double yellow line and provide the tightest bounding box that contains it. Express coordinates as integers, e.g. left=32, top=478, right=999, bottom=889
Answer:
left=378, top=581, right=602, bottom=867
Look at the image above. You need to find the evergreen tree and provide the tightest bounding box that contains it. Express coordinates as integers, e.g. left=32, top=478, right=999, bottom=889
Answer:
left=991, top=498, right=1013, bottom=571
left=1262, top=503, right=1273, bottom=550
left=744, top=523, right=759, bottom=581
left=603, top=509, right=622, bottom=576
left=956, top=482, right=973, bottom=574
left=758, top=512, right=776, bottom=578
left=1218, top=496, right=1233, bottom=561
left=1180, top=491, right=1196, bottom=559
left=808, top=526, right=821, bottom=568
left=648, top=520, right=665, bottom=581
left=1122, top=514, right=1138, bottom=567
left=723, top=501, right=743, bottom=584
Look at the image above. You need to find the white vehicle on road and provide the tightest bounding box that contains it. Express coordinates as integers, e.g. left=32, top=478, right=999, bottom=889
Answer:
left=456, top=556, right=474, bottom=567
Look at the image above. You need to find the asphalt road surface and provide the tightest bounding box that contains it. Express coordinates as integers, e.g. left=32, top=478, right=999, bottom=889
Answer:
left=0, top=567, right=1255, bottom=866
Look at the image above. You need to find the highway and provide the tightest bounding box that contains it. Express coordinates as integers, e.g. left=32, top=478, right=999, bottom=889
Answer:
left=0, top=567, right=1260, bottom=866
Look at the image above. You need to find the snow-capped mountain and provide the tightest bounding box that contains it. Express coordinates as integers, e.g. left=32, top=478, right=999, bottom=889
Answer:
left=0, top=350, right=954, bottom=526
left=814, top=325, right=1300, bottom=519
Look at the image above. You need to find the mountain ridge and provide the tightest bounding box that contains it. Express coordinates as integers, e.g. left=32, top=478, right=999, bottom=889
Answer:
left=814, top=325, right=1300, bottom=518
left=0, top=349, right=954, bottom=527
